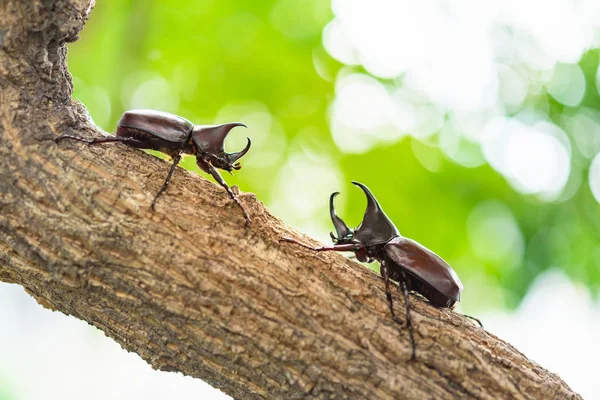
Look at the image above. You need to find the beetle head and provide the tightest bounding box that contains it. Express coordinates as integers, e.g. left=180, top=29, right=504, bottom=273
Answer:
left=352, top=181, right=399, bottom=246
left=192, top=123, right=251, bottom=171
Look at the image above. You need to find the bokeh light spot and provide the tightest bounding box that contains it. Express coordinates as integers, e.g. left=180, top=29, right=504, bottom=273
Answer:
left=482, top=118, right=571, bottom=200
left=215, top=101, right=286, bottom=169
left=545, top=63, right=586, bottom=107
left=269, top=152, right=343, bottom=240
left=322, top=19, right=359, bottom=65
left=498, top=65, right=529, bottom=112
left=589, top=152, right=600, bottom=204
left=439, top=121, right=486, bottom=168
left=411, top=139, right=443, bottom=173
left=72, top=80, right=112, bottom=130
left=270, top=0, right=331, bottom=40
left=467, top=200, right=524, bottom=267
left=128, top=76, right=180, bottom=112
left=330, top=73, right=396, bottom=153
left=566, top=108, right=600, bottom=159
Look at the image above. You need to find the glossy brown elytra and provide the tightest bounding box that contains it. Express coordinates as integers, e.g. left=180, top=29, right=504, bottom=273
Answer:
left=55, top=109, right=252, bottom=224
left=282, top=181, right=482, bottom=360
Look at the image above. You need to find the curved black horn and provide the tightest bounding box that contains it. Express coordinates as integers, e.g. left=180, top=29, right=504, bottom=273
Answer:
left=191, top=122, right=247, bottom=155
left=352, top=181, right=380, bottom=212
left=225, top=137, right=252, bottom=165
left=330, top=192, right=352, bottom=239
left=352, top=181, right=399, bottom=245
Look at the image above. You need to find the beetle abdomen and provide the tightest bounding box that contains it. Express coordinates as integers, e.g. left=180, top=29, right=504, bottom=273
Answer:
left=116, top=126, right=192, bottom=156
left=385, top=263, right=455, bottom=307
left=405, top=272, right=456, bottom=308
left=118, top=109, right=193, bottom=143
left=383, top=237, right=463, bottom=302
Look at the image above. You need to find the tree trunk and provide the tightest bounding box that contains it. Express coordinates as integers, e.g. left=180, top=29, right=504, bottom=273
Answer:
left=0, top=1, right=581, bottom=399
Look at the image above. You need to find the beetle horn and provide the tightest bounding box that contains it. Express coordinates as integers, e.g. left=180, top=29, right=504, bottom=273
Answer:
left=352, top=181, right=399, bottom=245
left=330, top=192, right=352, bottom=239
left=225, top=137, right=252, bottom=167
left=192, top=122, right=247, bottom=156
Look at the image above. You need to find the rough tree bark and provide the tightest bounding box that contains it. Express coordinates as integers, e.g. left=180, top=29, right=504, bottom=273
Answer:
left=0, top=1, right=582, bottom=399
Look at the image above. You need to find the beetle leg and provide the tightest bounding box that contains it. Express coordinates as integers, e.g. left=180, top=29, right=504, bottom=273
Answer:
left=55, top=135, right=149, bottom=148
left=150, top=152, right=182, bottom=210
left=458, top=313, right=484, bottom=328
left=204, top=162, right=251, bottom=225
left=280, top=238, right=363, bottom=253
left=400, top=280, right=417, bottom=361
left=380, top=261, right=404, bottom=327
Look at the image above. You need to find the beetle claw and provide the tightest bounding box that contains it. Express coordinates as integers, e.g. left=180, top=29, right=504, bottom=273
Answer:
left=329, top=231, right=338, bottom=243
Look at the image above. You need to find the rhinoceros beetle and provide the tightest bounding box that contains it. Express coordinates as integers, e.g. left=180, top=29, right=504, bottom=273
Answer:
left=55, top=109, right=252, bottom=224
left=282, top=181, right=481, bottom=360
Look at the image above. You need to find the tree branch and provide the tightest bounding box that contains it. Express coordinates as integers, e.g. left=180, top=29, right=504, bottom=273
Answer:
left=0, top=1, right=581, bottom=399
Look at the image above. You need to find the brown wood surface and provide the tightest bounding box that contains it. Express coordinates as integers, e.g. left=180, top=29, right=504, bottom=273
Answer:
left=0, top=1, right=582, bottom=399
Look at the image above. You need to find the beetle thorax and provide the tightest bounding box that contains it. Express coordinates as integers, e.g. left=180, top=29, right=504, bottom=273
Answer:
left=366, top=244, right=386, bottom=262
left=354, top=243, right=386, bottom=263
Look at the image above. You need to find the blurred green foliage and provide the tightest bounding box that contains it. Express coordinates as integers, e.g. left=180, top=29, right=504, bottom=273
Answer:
left=0, top=381, right=13, bottom=400
left=68, top=0, right=600, bottom=311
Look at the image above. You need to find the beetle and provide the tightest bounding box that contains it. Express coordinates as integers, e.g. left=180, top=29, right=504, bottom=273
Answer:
left=55, top=109, right=252, bottom=224
left=281, top=181, right=481, bottom=360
